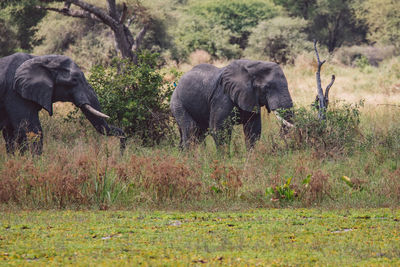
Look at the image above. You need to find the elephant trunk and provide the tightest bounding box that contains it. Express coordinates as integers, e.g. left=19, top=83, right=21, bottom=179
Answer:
left=79, top=94, right=126, bottom=153
left=79, top=90, right=124, bottom=137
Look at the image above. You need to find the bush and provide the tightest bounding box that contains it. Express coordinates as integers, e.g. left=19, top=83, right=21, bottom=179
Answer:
left=89, top=51, right=175, bottom=146
left=283, top=100, right=363, bottom=153
left=245, top=16, right=311, bottom=64
left=334, top=45, right=397, bottom=67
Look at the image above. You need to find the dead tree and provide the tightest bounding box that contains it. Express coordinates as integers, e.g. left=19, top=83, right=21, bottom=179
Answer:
left=314, top=40, right=335, bottom=120
left=38, top=0, right=150, bottom=64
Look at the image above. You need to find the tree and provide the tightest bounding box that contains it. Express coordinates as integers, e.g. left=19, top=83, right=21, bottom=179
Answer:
left=245, top=16, right=311, bottom=64
left=37, top=0, right=151, bottom=64
left=0, top=18, right=18, bottom=57
left=274, top=0, right=366, bottom=52
left=353, top=0, right=400, bottom=49
left=173, top=0, right=281, bottom=60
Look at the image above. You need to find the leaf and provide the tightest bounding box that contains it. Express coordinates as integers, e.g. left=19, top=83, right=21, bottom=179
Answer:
left=265, top=187, right=275, bottom=197
left=302, top=174, right=311, bottom=185
left=211, top=186, right=222, bottom=194
left=341, top=176, right=353, bottom=188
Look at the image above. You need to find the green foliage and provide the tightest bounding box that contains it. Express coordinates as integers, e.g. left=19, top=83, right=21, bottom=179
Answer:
left=245, top=16, right=311, bottom=64
left=172, top=16, right=241, bottom=60
left=172, top=0, right=281, bottom=60
left=265, top=177, right=296, bottom=202
left=88, top=51, right=174, bottom=146
left=353, top=0, right=400, bottom=50
left=0, top=18, right=18, bottom=57
left=33, top=9, right=115, bottom=70
left=0, top=0, right=48, bottom=55
left=284, top=100, right=363, bottom=153
left=275, top=0, right=366, bottom=52
left=273, top=0, right=316, bottom=19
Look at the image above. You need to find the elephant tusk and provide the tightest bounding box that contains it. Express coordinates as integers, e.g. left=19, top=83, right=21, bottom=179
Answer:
left=273, top=111, right=294, bottom=128
left=83, top=104, right=110, bottom=119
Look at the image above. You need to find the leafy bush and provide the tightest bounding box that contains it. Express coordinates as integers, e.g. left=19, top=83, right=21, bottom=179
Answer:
left=245, top=16, right=311, bottom=64
left=283, top=100, right=363, bottom=153
left=172, top=15, right=241, bottom=60
left=89, top=51, right=175, bottom=146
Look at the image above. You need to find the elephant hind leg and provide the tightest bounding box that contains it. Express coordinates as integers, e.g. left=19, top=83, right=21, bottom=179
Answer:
left=172, top=105, right=204, bottom=149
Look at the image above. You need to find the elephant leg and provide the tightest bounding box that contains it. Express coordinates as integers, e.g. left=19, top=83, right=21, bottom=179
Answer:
left=181, top=120, right=203, bottom=149
left=6, top=105, right=43, bottom=155
left=242, top=112, right=261, bottom=150
left=172, top=105, right=203, bottom=149
left=2, top=122, right=16, bottom=154
left=210, top=109, right=234, bottom=152
left=13, top=120, right=43, bottom=155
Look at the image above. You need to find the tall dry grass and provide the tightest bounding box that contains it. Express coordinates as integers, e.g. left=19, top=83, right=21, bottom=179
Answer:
left=0, top=55, right=400, bottom=210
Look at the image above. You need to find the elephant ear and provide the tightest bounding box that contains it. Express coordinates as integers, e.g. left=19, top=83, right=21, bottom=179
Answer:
left=221, top=61, right=258, bottom=112
left=13, top=57, right=56, bottom=116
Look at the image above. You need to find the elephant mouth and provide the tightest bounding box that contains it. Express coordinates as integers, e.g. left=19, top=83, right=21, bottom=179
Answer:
left=82, top=104, right=110, bottom=119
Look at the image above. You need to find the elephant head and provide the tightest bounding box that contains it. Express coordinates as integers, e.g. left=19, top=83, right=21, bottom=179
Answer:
left=13, top=55, right=124, bottom=137
left=221, top=59, right=294, bottom=126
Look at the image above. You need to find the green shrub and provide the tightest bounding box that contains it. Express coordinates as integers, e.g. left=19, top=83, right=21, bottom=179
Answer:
left=245, top=16, right=311, bottom=64
left=283, top=100, right=363, bottom=153
left=88, top=51, right=175, bottom=146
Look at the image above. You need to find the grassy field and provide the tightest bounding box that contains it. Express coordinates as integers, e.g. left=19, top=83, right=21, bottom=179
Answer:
left=1, top=209, right=399, bottom=265
left=0, top=55, right=400, bottom=210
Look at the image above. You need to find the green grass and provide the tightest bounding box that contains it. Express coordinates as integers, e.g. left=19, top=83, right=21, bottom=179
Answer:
left=1, top=209, right=399, bottom=265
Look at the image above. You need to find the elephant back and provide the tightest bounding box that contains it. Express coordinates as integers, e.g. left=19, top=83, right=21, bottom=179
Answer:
left=0, top=53, right=33, bottom=100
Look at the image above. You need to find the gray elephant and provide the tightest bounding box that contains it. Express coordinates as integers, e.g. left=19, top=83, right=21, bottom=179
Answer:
left=0, top=53, right=125, bottom=155
left=170, top=59, right=293, bottom=150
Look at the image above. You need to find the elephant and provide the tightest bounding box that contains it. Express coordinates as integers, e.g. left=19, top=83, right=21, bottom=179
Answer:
left=170, top=59, right=294, bottom=150
left=0, top=52, right=125, bottom=155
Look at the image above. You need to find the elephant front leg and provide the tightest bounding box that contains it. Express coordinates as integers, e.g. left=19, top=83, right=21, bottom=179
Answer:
left=242, top=112, right=261, bottom=150
left=5, top=96, right=44, bottom=155
left=14, top=123, right=43, bottom=155
left=9, top=115, right=43, bottom=155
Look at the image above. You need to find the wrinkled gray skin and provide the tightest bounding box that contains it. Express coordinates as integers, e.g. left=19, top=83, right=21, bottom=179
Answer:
left=170, top=59, right=293, bottom=150
left=0, top=53, right=125, bottom=155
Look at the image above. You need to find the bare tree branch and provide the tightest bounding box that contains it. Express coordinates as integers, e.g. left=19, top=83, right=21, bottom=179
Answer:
left=132, top=25, right=148, bottom=51
left=324, top=75, right=335, bottom=107
left=313, top=40, right=335, bottom=119
left=314, top=40, right=326, bottom=119
left=37, top=0, right=151, bottom=64
left=119, top=3, right=128, bottom=24
left=66, top=0, right=118, bottom=31
left=107, top=0, right=118, bottom=20
left=37, top=6, right=99, bottom=21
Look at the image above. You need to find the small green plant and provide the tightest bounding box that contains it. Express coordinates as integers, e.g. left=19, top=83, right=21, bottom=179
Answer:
left=265, top=177, right=296, bottom=202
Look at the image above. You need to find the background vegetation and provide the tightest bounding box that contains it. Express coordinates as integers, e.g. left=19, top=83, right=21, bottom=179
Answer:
left=0, top=0, right=400, bottom=210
